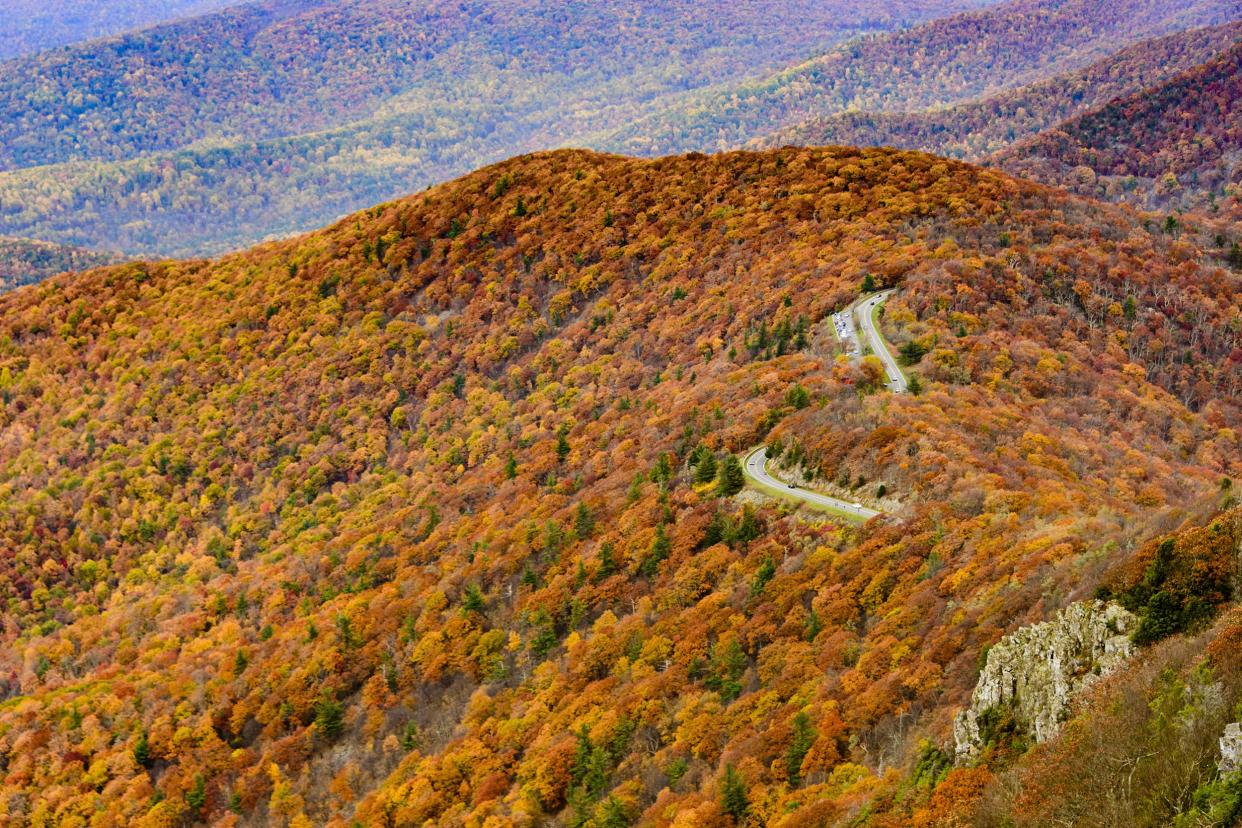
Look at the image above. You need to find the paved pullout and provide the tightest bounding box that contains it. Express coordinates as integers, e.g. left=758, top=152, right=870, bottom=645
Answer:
left=744, top=446, right=881, bottom=520
left=831, top=305, right=861, bottom=357
left=856, top=289, right=907, bottom=393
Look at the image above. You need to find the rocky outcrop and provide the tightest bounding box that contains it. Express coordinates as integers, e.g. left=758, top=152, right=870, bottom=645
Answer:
left=1221, top=723, right=1242, bottom=774
left=954, top=600, right=1138, bottom=762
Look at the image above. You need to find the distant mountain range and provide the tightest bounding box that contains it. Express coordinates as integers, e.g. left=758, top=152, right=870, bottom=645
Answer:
left=0, top=0, right=1238, bottom=262
left=763, top=20, right=1240, bottom=166
left=999, top=37, right=1242, bottom=215
left=0, top=0, right=246, bottom=59
left=602, top=0, right=1241, bottom=157
left=0, top=0, right=993, bottom=258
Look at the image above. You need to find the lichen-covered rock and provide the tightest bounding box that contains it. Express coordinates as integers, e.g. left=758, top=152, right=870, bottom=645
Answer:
left=954, top=600, right=1138, bottom=762
left=1220, top=722, right=1242, bottom=773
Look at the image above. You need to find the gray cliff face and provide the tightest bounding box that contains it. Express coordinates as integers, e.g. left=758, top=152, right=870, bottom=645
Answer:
left=1221, top=722, right=1242, bottom=774
left=954, top=601, right=1138, bottom=762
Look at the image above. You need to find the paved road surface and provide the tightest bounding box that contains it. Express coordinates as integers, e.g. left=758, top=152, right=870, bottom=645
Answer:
left=856, top=290, right=907, bottom=393
left=744, top=446, right=881, bottom=520
left=744, top=291, right=904, bottom=518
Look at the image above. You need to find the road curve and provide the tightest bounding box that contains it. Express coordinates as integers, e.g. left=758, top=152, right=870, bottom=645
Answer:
left=856, top=290, right=907, bottom=393
left=744, top=446, right=881, bottom=520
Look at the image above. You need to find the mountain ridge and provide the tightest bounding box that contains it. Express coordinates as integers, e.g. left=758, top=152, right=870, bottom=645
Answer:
left=0, top=145, right=1236, bottom=825
left=0, top=0, right=248, bottom=60
left=759, top=20, right=1242, bottom=165
left=599, top=0, right=1242, bottom=157
left=997, top=38, right=1242, bottom=215
left=5, top=0, right=1239, bottom=259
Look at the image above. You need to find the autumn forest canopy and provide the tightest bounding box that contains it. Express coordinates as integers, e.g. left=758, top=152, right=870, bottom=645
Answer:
left=0, top=144, right=1238, bottom=826
left=0, top=1, right=1240, bottom=826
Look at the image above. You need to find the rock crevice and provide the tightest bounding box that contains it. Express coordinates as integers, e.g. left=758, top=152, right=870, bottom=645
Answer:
left=1220, top=722, right=1242, bottom=774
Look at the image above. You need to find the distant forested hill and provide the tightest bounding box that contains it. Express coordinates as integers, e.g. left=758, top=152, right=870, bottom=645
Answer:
left=0, top=236, right=120, bottom=292
left=0, top=0, right=1237, bottom=262
left=599, top=0, right=1242, bottom=157
left=762, top=21, right=1241, bottom=165
left=0, top=0, right=246, bottom=59
left=998, top=39, right=1242, bottom=216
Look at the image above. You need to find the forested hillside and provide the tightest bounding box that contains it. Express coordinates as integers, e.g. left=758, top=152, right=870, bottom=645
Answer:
left=0, top=147, right=1237, bottom=826
left=599, top=0, right=1241, bottom=157
left=969, top=510, right=1242, bottom=826
left=761, top=21, right=1242, bottom=164
left=0, top=0, right=244, bottom=59
left=0, top=236, right=120, bottom=292
left=0, top=0, right=987, bottom=257
left=998, top=39, right=1242, bottom=216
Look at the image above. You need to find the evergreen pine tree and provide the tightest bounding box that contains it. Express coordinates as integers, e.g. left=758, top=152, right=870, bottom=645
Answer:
left=805, top=610, right=823, bottom=642
left=641, top=525, right=671, bottom=576
left=784, top=383, right=810, bottom=409
left=750, top=555, right=775, bottom=595
left=721, top=764, right=750, bottom=822
left=133, top=731, right=151, bottom=767
left=785, top=712, right=816, bottom=787
left=596, top=542, right=617, bottom=581
left=793, top=315, right=809, bottom=349
left=701, top=510, right=727, bottom=548
left=651, top=453, right=673, bottom=484
left=574, top=502, right=595, bottom=538
left=583, top=745, right=610, bottom=798
left=186, top=774, right=206, bottom=813
left=462, top=583, right=486, bottom=614
left=571, top=725, right=593, bottom=785
left=733, top=506, right=759, bottom=546
left=695, top=448, right=718, bottom=484
left=401, top=722, right=420, bottom=751
left=599, top=797, right=629, bottom=828
left=314, top=696, right=345, bottom=740
left=627, top=473, right=644, bottom=503
left=717, top=455, right=745, bottom=496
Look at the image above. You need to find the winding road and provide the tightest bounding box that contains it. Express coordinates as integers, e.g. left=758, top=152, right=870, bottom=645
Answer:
left=857, top=290, right=907, bottom=394
left=744, top=447, right=881, bottom=520
left=744, top=291, right=904, bottom=519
